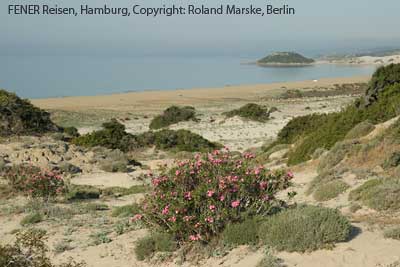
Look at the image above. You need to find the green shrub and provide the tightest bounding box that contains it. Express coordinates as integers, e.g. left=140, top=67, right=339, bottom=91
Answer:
left=58, top=162, right=82, bottom=174
left=90, top=231, right=112, bottom=246
left=344, top=121, right=375, bottom=140
left=349, top=178, right=400, bottom=211
left=142, top=149, right=293, bottom=242
left=99, top=159, right=128, bottom=173
left=84, top=203, right=109, bottom=212
left=153, top=233, right=176, bottom=252
left=63, top=126, right=80, bottom=137
left=53, top=239, right=74, bottom=254
left=349, top=203, right=362, bottom=213
left=384, top=227, right=400, bottom=240
left=0, top=89, right=60, bottom=136
left=222, top=218, right=260, bottom=246
left=317, top=140, right=360, bottom=174
left=111, top=204, right=140, bottom=217
left=135, top=236, right=156, bottom=261
left=306, top=167, right=348, bottom=196
left=224, top=103, right=271, bottom=122
left=313, top=180, right=350, bottom=201
left=66, top=184, right=100, bottom=201
left=134, top=233, right=176, bottom=261
left=383, top=152, right=400, bottom=169
left=0, top=228, right=86, bottom=267
left=149, top=106, right=197, bottom=129
left=72, top=119, right=139, bottom=152
left=138, top=129, right=221, bottom=152
left=101, top=185, right=149, bottom=197
left=365, top=63, right=400, bottom=106
left=20, top=212, right=43, bottom=226
left=256, top=251, right=283, bottom=267
left=258, top=205, right=351, bottom=252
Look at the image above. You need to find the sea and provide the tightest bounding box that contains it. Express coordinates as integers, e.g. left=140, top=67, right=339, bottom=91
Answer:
left=0, top=55, right=376, bottom=99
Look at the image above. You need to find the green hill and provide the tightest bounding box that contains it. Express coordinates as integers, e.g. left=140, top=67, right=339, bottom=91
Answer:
left=257, top=52, right=315, bottom=65
left=268, top=63, right=400, bottom=165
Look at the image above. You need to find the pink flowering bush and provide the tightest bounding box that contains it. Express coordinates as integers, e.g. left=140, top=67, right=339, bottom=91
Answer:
left=140, top=149, right=293, bottom=242
left=4, top=164, right=65, bottom=201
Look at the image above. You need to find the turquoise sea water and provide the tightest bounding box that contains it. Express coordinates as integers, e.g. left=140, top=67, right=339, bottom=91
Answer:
left=0, top=55, right=376, bottom=99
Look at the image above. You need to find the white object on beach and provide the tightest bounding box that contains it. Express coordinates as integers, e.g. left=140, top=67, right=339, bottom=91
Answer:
left=313, top=79, right=318, bottom=82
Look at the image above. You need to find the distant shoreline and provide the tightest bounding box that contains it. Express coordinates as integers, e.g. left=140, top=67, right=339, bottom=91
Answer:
left=31, top=75, right=371, bottom=111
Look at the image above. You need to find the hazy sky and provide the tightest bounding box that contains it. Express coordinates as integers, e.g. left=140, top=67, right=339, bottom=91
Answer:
left=1, top=0, right=400, bottom=57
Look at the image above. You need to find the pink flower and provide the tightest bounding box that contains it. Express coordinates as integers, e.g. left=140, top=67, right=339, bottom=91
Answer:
left=207, top=190, right=215, bottom=197
left=219, top=195, right=225, bottom=201
left=254, top=168, right=261, bottom=175
left=231, top=200, right=240, bottom=208
left=259, top=181, right=268, bottom=190
left=183, top=216, right=193, bottom=222
left=189, top=234, right=201, bottom=241
left=175, top=170, right=181, bottom=176
left=213, top=150, right=220, bottom=155
left=162, top=205, right=169, bottom=215
left=132, top=214, right=143, bottom=221
left=168, top=216, right=177, bottom=222
left=209, top=205, right=216, bottom=212
left=184, top=191, right=192, bottom=200
left=152, top=178, right=160, bottom=187
left=287, top=171, right=294, bottom=179
left=205, top=216, right=214, bottom=223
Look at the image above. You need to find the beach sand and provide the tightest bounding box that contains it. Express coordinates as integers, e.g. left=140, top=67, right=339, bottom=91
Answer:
left=32, top=76, right=370, bottom=111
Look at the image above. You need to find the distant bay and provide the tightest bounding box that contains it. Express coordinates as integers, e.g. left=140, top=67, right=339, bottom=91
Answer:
left=0, top=55, right=376, bottom=99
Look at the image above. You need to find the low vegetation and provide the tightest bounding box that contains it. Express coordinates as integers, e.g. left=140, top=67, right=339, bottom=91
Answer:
left=313, top=180, right=350, bottom=202
left=149, top=106, right=197, bottom=129
left=384, top=227, right=400, bottom=240
left=277, top=83, right=368, bottom=99
left=0, top=228, right=85, bottom=267
left=222, top=218, right=260, bottom=246
left=224, top=103, right=271, bottom=122
left=65, top=184, right=101, bottom=201
left=258, top=205, right=351, bottom=252
left=134, top=233, right=176, bottom=261
left=111, top=204, right=140, bottom=218
left=344, top=121, right=375, bottom=140
left=349, top=178, right=400, bottom=211
left=256, top=251, right=284, bottom=267
left=20, top=212, right=43, bottom=226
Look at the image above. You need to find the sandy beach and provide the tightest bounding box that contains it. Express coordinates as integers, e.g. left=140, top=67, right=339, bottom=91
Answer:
left=32, top=76, right=370, bottom=111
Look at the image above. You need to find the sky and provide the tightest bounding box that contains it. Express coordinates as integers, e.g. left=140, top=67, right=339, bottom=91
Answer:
left=1, top=0, right=400, bottom=57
